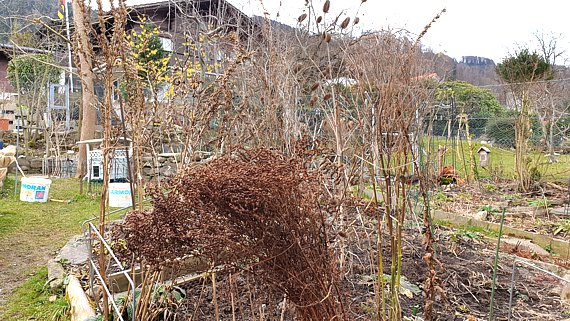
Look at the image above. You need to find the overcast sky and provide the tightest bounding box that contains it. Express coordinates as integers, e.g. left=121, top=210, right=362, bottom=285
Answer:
left=125, top=0, right=569, bottom=64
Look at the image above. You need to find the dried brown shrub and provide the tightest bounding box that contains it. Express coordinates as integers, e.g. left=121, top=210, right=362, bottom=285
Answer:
left=118, top=148, right=346, bottom=320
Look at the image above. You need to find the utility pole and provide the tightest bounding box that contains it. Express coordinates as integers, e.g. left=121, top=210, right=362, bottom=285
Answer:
left=64, top=0, right=74, bottom=93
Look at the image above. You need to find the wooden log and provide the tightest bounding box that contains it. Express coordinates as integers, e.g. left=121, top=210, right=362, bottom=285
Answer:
left=66, top=274, right=96, bottom=321
left=433, top=210, right=570, bottom=260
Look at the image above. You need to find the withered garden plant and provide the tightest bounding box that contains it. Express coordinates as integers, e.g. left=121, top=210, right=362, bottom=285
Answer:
left=344, top=12, right=445, bottom=321
left=116, top=9, right=252, bottom=201
left=118, top=147, right=347, bottom=320
left=227, top=1, right=444, bottom=319
left=68, top=0, right=131, bottom=319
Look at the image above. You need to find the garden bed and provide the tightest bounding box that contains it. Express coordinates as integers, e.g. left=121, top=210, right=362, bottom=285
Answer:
left=147, top=225, right=569, bottom=320
left=432, top=180, right=570, bottom=242
left=97, top=217, right=570, bottom=320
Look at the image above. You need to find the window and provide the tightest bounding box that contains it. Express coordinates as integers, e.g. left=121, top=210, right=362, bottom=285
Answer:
left=92, top=165, right=100, bottom=179
left=215, top=50, right=224, bottom=61
left=159, top=37, right=173, bottom=52
left=112, top=80, right=119, bottom=103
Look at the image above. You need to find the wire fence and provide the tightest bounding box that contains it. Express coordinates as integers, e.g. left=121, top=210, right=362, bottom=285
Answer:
left=42, top=157, right=77, bottom=178
left=426, top=117, right=570, bottom=148
left=41, top=155, right=131, bottom=194
left=423, top=117, right=570, bottom=180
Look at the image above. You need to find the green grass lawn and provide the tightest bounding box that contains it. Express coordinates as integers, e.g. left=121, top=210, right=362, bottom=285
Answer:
left=0, top=175, right=101, bottom=320
left=0, top=177, right=101, bottom=236
left=423, top=138, right=570, bottom=181
left=2, top=267, right=70, bottom=321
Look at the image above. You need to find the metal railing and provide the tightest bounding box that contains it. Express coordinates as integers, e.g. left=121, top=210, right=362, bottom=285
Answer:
left=85, top=221, right=136, bottom=321
left=81, top=202, right=149, bottom=321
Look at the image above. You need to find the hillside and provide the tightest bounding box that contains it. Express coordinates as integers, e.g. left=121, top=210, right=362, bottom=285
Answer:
left=456, top=56, right=499, bottom=86
left=0, top=0, right=59, bottom=43
left=424, top=51, right=499, bottom=86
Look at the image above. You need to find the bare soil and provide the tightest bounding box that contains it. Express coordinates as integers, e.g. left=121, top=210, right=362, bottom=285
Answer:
left=160, top=224, right=569, bottom=320
left=0, top=226, right=61, bottom=307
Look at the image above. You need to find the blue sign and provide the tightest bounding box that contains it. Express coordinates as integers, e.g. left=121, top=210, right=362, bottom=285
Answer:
left=21, top=184, right=47, bottom=191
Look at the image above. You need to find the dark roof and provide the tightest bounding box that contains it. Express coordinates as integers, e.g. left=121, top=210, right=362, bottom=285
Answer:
left=126, top=0, right=257, bottom=31
left=129, top=0, right=246, bottom=16
left=0, top=43, right=50, bottom=55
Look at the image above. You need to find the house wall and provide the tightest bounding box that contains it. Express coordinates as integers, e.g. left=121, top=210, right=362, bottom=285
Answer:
left=0, top=52, right=18, bottom=132
left=0, top=52, right=16, bottom=94
left=129, top=1, right=248, bottom=73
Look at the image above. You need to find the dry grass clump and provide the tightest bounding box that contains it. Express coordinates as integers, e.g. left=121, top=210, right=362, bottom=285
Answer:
left=119, top=148, right=346, bottom=320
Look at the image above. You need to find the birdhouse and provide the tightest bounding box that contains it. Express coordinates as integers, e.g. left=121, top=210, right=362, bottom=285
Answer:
left=477, top=146, right=491, bottom=167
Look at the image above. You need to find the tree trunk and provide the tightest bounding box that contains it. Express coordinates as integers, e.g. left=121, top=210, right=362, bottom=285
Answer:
left=548, top=95, right=557, bottom=163
left=515, top=91, right=532, bottom=192
left=71, top=0, right=97, bottom=179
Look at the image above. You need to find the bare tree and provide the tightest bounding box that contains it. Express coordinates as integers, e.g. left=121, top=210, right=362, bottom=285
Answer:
left=71, top=0, right=97, bottom=179
left=533, top=32, right=569, bottom=163
left=497, top=49, right=551, bottom=191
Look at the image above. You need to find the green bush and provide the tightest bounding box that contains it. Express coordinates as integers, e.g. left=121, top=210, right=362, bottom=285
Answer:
left=7, top=54, right=60, bottom=93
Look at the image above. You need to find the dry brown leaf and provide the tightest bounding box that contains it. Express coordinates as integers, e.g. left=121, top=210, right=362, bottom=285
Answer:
left=323, top=0, right=330, bottom=13
left=340, top=17, right=350, bottom=29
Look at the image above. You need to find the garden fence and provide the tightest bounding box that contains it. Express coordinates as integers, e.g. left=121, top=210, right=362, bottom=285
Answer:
left=423, top=116, right=570, bottom=181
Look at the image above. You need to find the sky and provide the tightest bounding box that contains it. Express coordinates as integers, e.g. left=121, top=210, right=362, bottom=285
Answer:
left=124, top=0, right=569, bottom=64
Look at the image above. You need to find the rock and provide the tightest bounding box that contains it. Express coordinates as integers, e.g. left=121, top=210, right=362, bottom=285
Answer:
left=19, top=166, right=30, bottom=172
left=501, top=237, right=550, bottom=256
left=473, top=211, right=488, bottom=221
left=143, top=167, right=155, bottom=176
left=57, top=235, right=90, bottom=265
left=157, top=156, right=167, bottom=163
left=29, top=158, right=43, bottom=169
left=142, top=156, right=153, bottom=163
left=47, top=259, right=66, bottom=289
left=550, top=207, right=570, bottom=216
left=16, top=157, right=30, bottom=168
left=159, top=165, right=176, bottom=177
left=560, top=272, right=570, bottom=302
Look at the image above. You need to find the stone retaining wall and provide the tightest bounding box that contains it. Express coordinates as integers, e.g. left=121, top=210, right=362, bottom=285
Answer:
left=141, top=154, right=180, bottom=180
left=8, top=152, right=209, bottom=180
